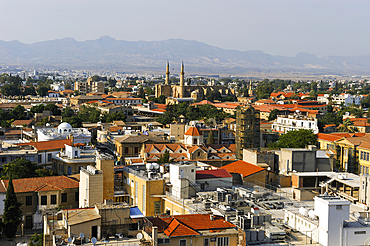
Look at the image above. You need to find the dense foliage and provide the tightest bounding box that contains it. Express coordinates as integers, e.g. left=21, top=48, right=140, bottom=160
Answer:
left=157, top=102, right=231, bottom=125
left=2, top=178, right=22, bottom=239
left=269, top=129, right=317, bottom=149
left=1, top=158, right=54, bottom=179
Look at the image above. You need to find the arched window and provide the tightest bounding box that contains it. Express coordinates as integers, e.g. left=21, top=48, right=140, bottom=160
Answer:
left=68, top=166, right=72, bottom=175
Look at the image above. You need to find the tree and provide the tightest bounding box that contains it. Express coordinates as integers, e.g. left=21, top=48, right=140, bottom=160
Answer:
left=1, top=158, right=38, bottom=179
left=2, top=178, right=22, bottom=239
left=268, top=109, right=280, bottom=121
left=269, top=129, right=317, bottom=149
left=338, top=118, right=357, bottom=133
left=101, top=111, right=126, bottom=123
left=36, top=85, right=49, bottom=97
left=45, top=103, right=61, bottom=116
left=157, top=150, right=172, bottom=163
left=29, top=233, right=43, bottom=246
left=138, top=86, right=145, bottom=98
left=61, top=107, right=74, bottom=118
left=157, top=111, right=173, bottom=125
left=11, top=105, right=27, bottom=120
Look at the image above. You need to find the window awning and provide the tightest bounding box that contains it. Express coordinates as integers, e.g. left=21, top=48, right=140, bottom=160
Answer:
left=130, top=207, right=144, bottom=219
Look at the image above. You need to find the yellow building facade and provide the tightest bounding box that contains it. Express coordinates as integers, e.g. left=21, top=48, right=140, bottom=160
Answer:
left=121, top=167, right=165, bottom=216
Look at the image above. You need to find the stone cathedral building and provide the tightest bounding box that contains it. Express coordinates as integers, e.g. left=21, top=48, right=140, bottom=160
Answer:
left=155, top=61, right=235, bottom=101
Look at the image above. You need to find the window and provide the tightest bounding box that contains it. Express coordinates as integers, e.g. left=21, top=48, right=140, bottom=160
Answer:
left=41, top=196, right=47, bottom=205
left=48, top=153, right=52, bottom=162
left=51, top=195, right=57, bottom=205
left=367, top=152, right=369, bottom=161
left=193, top=139, right=197, bottom=145
left=38, top=155, right=42, bottom=163
left=61, top=193, right=67, bottom=203
left=336, top=205, right=342, bottom=210
left=68, top=166, right=72, bottom=175
left=125, top=147, right=129, bottom=154
left=204, top=238, right=210, bottom=246
left=217, top=237, right=229, bottom=246
left=75, top=192, right=79, bottom=202
left=361, top=151, right=364, bottom=160
left=179, top=239, right=187, bottom=246
left=197, top=151, right=201, bottom=157
left=26, top=196, right=32, bottom=206
left=1, top=157, right=6, bottom=162
left=355, top=231, right=366, bottom=235
left=75, top=151, right=78, bottom=156
left=154, top=201, right=161, bottom=214
left=134, top=147, right=139, bottom=154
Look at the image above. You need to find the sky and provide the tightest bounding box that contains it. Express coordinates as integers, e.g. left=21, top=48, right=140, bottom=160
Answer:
left=0, top=0, right=369, bottom=58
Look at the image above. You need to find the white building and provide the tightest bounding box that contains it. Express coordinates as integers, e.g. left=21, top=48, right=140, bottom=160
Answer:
left=284, top=195, right=370, bottom=246
left=169, top=163, right=198, bottom=200
left=272, top=114, right=319, bottom=134
left=37, top=122, right=91, bottom=144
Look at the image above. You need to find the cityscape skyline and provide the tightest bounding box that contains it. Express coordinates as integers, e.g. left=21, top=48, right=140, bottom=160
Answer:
left=1, top=0, right=369, bottom=58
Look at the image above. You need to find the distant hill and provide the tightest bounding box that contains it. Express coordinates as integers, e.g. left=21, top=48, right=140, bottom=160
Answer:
left=1, top=36, right=370, bottom=75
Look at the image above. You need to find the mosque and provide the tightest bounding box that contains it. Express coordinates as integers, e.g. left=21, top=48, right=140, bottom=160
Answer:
left=37, top=122, right=92, bottom=144
left=155, top=61, right=235, bottom=101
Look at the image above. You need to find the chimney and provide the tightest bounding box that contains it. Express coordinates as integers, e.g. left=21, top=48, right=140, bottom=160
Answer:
left=152, top=226, right=158, bottom=245
left=210, top=214, right=214, bottom=221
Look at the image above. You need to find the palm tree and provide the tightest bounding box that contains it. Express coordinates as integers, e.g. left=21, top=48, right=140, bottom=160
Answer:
left=338, top=118, right=357, bottom=133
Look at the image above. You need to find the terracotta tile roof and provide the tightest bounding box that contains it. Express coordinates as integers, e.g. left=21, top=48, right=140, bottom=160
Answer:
left=130, top=158, right=144, bottom=164
left=149, top=214, right=236, bottom=236
left=207, top=144, right=236, bottom=153
left=184, top=127, right=202, bottom=136
left=164, top=219, right=200, bottom=237
left=196, top=169, right=232, bottom=180
left=187, top=146, right=207, bottom=154
left=116, top=135, right=168, bottom=144
left=109, top=126, right=123, bottom=132
left=220, top=160, right=265, bottom=177
left=17, top=139, right=72, bottom=151
left=1, top=176, right=79, bottom=193
left=61, top=90, right=74, bottom=94
left=12, top=119, right=33, bottom=126
left=358, top=141, right=370, bottom=150
left=317, top=133, right=367, bottom=142
left=153, top=103, right=167, bottom=109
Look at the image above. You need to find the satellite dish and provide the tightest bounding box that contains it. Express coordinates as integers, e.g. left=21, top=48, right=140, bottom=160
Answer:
left=80, top=232, right=84, bottom=238
left=281, top=168, right=286, bottom=173
left=136, top=233, right=143, bottom=240
left=91, top=237, right=97, bottom=245
left=67, top=237, right=73, bottom=243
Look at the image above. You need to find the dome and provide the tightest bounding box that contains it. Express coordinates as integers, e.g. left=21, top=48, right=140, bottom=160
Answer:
left=58, top=122, right=73, bottom=134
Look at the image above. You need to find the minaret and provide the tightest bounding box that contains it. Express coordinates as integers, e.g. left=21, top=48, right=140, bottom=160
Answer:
left=179, top=61, right=185, bottom=98
left=165, top=60, right=170, bottom=85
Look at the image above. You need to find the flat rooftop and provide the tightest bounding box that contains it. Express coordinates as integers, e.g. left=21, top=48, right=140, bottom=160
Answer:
left=292, top=172, right=360, bottom=188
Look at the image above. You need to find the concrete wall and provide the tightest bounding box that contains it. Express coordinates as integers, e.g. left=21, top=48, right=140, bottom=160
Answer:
left=96, top=158, right=114, bottom=201
left=79, top=168, right=103, bottom=208
left=279, top=148, right=316, bottom=173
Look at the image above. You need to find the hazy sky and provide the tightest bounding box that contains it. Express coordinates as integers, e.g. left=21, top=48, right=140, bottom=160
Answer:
left=1, top=0, right=369, bottom=57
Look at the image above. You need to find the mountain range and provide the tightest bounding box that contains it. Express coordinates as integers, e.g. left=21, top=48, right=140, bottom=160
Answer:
left=1, top=35, right=370, bottom=76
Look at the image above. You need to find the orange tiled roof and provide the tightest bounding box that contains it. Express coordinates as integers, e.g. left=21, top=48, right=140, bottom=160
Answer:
left=316, top=133, right=367, bottom=142
left=164, top=219, right=200, bottom=237
left=196, top=169, right=232, bottom=180
left=220, top=160, right=264, bottom=177
left=1, top=176, right=79, bottom=193
left=184, top=127, right=201, bottom=136
left=17, top=139, right=72, bottom=151
left=149, top=214, right=236, bottom=236
left=12, top=119, right=33, bottom=126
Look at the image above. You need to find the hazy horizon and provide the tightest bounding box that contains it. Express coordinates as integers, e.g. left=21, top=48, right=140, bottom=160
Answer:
left=1, top=0, right=369, bottom=58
